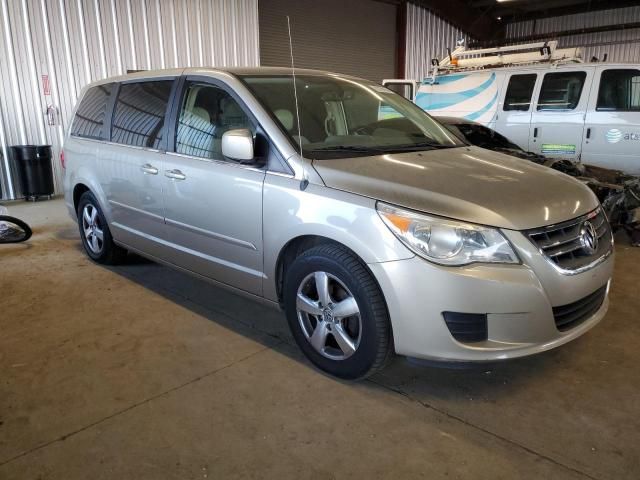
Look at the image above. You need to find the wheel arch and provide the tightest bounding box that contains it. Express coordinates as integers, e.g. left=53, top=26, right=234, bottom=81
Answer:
left=69, top=173, right=111, bottom=223
left=273, top=235, right=388, bottom=311
left=72, top=183, right=91, bottom=212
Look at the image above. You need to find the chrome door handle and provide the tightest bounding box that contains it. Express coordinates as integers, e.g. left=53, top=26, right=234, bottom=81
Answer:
left=140, top=164, right=158, bottom=175
left=165, top=169, right=186, bottom=180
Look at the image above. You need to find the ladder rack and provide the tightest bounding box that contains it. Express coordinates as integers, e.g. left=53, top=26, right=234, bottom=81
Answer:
left=431, top=40, right=583, bottom=78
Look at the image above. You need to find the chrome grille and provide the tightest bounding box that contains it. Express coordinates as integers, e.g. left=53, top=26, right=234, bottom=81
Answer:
left=526, top=208, right=613, bottom=273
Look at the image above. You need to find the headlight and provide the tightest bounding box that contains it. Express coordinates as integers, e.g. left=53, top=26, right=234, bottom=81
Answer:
left=377, top=203, right=519, bottom=266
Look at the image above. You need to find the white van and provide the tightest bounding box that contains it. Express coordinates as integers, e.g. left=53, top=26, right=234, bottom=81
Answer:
left=385, top=62, right=640, bottom=174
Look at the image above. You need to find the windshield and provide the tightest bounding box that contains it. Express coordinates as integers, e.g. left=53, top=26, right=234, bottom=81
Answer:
left=240, top=74, right=463, bottom=159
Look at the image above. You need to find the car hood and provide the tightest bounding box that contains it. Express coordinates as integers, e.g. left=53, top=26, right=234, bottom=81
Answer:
left=311, top=146, right=599, bottom=230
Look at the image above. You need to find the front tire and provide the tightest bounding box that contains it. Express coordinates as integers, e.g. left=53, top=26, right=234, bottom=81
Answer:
left=283, top=244, right=392, bottom=380
left=77, top=191, right=127, bottom=265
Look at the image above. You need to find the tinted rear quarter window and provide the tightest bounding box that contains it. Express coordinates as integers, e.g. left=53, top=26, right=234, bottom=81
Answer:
left=111, top=80, right=174, bottom=148
left=71, top=83, right=113, bottom=139
left=537, top=71, right=587, bottom=111
left=597, top=69, right=640, bottom=111
left=503, top=74, right=537, bottom=111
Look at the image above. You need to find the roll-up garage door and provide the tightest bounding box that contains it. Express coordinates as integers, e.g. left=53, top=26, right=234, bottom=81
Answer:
left=259, top=0, right=398, bottom=82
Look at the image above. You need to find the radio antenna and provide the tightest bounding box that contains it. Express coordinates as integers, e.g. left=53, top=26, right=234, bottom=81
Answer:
left=286, top=16, right=307, bottom=178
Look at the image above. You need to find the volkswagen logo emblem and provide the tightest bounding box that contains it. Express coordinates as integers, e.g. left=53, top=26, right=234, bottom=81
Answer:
left=579, top=221, right=598, bottom=254
left=322, top=307, right=334, bottom=323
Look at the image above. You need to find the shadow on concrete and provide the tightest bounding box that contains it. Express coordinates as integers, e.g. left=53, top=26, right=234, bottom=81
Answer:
left=371, top=346, right=561, bottom=401
left=98, top=250, right=560, bottom=401
left=53, top=226, right=80, bottom=241
left=105, top=254, right=299, bottom=356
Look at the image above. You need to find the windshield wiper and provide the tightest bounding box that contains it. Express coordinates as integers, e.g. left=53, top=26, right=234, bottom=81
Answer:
left=310, top=142, right=460, bottom=156
left=310, top=145, right=385, bottom=153
left=382, top=142, right=458, bottom=152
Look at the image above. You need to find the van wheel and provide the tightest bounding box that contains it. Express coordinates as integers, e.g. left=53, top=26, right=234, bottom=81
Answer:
left=77, top=191, right=127, bottom=265
left=283, top=244, right=392, bottom=380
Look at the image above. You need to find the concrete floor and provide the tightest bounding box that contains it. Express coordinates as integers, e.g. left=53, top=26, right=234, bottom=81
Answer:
left=1, top=198, right=639, bottom=480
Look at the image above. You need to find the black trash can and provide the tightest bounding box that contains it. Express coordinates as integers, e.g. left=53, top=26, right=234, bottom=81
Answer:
left=11, top=145, right=54, bottom=200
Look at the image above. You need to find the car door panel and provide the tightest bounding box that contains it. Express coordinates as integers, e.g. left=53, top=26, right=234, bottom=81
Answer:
left=162, top=154, right=265, bottom=293
left=529, top=68, right=594, bottom=160
left=495, top=72, right=538, bottom=152
left=102, top=144, right=167, bottom=256
left=161, top=77, right=265, bottom=295
left=582, top=67, right=640, bottom=174
left=100, top=79, right=177, bottom=257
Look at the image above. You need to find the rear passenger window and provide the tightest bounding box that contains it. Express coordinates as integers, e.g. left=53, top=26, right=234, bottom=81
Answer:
left=503, top=74, right=536, bottom=111
left=537, top=72, right=586, bottom=111
left=597, top=69, right=640, bottom=111
left=175, top=83, right=254, bottom=160
left=71, top=83, right=113, bottom=139
left=111, top=80, right=174, bottom=149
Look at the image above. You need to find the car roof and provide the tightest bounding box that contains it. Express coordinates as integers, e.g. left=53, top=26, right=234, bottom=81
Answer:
left=82, top=66, right=366, bottom=89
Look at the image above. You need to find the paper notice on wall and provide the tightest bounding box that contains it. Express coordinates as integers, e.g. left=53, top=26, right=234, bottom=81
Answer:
left=42, top=75, right=50, bottom=96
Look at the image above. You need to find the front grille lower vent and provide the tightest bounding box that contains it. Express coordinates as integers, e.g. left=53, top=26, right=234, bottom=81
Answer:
left=442, top=312, right=488, bottom=343
left=552, top=286, right=607, bottom=331
left=526, top=208, right=612, bottom=272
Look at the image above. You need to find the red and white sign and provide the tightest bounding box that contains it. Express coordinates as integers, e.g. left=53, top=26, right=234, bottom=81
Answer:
left=42, top=75, right=51, bottom=96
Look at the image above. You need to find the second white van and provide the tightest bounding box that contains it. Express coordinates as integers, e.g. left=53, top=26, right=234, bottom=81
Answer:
left=385, top=61, right=640, bottom=174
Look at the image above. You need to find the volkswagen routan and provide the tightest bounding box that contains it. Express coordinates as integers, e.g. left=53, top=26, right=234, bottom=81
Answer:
left=63, top=68, right=614, bottom=379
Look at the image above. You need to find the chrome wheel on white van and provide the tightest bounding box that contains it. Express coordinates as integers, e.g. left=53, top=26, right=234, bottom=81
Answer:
left=296, top=271, right=362, bottom=360
left=284, top=243, right=392, bottom=380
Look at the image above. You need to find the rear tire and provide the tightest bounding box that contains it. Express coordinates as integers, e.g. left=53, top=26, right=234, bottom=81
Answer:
left=77, top=191, right=127, bottom=265
left=283, top=244, right=392, bottom=380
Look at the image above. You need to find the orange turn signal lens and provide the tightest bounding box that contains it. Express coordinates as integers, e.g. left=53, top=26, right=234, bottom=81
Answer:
left=381, top=213, right=412, bottom=233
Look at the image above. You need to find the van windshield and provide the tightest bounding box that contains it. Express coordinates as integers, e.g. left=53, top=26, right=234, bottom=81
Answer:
left=240, top=74, right=463, bottom=159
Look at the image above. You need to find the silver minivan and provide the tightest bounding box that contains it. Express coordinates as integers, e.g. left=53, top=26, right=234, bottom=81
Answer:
left=63, top=68, right=614, bottom=379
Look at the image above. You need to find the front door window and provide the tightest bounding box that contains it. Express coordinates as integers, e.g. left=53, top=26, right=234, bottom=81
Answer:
left=175, top=83, right=254, bottom=160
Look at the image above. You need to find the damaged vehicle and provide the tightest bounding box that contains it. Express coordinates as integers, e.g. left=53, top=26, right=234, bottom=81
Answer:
left=439, top=116, right=640, bottom=247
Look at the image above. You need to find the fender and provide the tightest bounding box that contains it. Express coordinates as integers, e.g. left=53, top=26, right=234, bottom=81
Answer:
left=262, top=176, right=414, bottom=302
left=67, top=167, right=111, bottom=223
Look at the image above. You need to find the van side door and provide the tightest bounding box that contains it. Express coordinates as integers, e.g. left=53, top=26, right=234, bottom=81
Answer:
left=529, top=68, right=594, bottom=160
left=161, top=76, right=266, bottom=296
left=582, top=67, right=640, bottom=174
left=494, top=72, right=538, bottom=151
left=100, top=78, right=177, bottom=258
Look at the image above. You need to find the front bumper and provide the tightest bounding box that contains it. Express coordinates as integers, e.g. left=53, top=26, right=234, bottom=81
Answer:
left=368, top=230, right=614, bottom=362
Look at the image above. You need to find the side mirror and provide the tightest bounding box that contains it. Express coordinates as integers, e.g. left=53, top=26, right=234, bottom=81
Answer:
left=221, top=129, right=254, bottom=162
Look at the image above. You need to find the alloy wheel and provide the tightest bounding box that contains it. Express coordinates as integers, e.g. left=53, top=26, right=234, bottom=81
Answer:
left=296, top=271, right=362, bottom=360
left=81, top=204, right=104, bottom=254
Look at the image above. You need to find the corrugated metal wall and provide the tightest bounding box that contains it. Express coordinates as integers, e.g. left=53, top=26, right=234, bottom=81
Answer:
left=404, top=2, right=473, bottom=81
left=0, top=0, right=259, bottom=200
left=259, top=0, right=397, bottom=83
left=505, top=6, right=640, bottom=63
